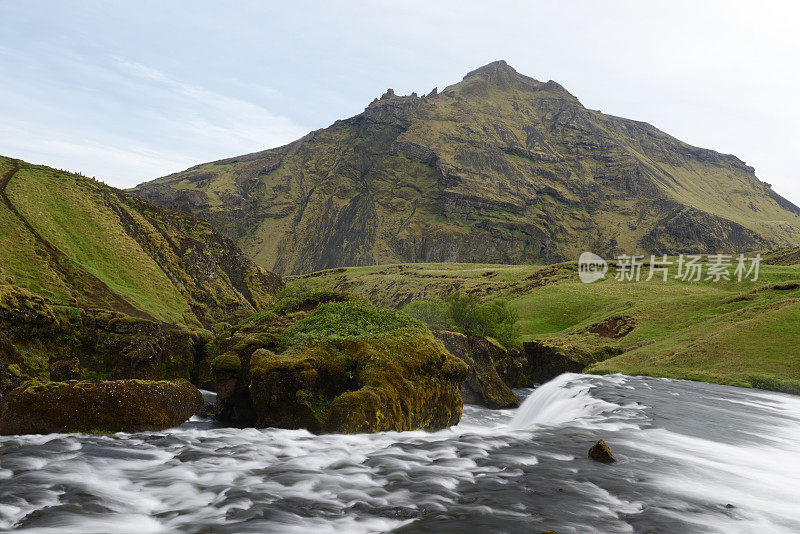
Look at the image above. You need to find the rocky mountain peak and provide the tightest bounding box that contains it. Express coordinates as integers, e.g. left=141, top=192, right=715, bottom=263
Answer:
left=464, top=60, right=518, bottom=80
left=461, top=60, right=557, bottom=95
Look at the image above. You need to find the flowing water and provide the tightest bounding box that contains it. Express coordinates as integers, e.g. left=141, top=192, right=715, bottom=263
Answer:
left=1, top=373, right=799, bottom=533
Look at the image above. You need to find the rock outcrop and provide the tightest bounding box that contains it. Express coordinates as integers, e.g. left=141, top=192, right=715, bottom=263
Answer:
left=0, top=379, right=203, bottom=435
left=515, top=340, right=586, bottom=385
left=434, top=330, right=519, bottom=408
left=0, top=284, right=216, bottom=395
left=211, top=289, right=468, bottom=433
left=250, top=332, right=468, bottom=433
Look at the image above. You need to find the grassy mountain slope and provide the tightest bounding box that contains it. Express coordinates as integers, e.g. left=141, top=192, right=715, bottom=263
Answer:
left=135, top=60, right=800, bottom=275
left=0, top=156, right=281, bottom=327
left=288, top=257, right=800, bottom=393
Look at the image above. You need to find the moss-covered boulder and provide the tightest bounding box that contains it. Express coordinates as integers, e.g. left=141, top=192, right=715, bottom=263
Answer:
left=208, top=288, right=361, bottom=426
left=217, top=292, right=469, bottom=433
left=0, top=379, right=203, bottom=435
left=434, top=330, right=519, bottom=408
left=250, top=332, right=468, bottom=433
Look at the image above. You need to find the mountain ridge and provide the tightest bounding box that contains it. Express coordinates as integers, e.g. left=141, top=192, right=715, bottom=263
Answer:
left=134, top=61, right=800, bottom=274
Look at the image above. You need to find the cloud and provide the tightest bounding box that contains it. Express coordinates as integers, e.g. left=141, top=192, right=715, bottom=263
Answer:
left=0, top=52, right=308, bottom=187
left=115, top=59, right=304, bottom=150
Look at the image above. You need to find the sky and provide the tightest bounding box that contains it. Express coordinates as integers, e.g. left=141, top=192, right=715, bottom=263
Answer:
left=0, top=1, right=798, bottom=204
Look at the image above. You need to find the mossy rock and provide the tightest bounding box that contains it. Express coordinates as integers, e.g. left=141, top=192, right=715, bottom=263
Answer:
left=250, top=328, right=469, bottom=434
left=209, top=294, right=469, bottom=431
left=49, top=357, right=82, bottom=382
left=0, top=379, right=203, bottom=435
left=434, top=330, right=519, bottom=409
left=210, top=352, right=242, bottom=374
left=588, top=439, right=616, bottom=463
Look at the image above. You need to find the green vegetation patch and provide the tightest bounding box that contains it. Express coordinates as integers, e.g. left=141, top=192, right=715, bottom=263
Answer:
left=403, top=292, right=520, bottom=348
left=301, top=259, right=800, bottom=395
left=281, top=300, right=426, bottom=350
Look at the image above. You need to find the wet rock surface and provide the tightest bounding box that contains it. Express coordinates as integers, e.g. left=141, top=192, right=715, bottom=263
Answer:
left=588, top=439, right=616, bottom=463
left=0, top=379, right=203, bottom=435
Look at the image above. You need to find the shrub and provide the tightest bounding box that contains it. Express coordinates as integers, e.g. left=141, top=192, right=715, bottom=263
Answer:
left=402, top=298, right=454, bottom=331
left=404, top=292, right=520, bottom=348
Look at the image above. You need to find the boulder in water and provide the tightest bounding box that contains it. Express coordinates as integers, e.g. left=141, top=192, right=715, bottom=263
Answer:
left=588, top=439, right=616, bottom=463
left=248, top=301, right=469, bottom=433
left=0, top=379, right=203, bottom=435
left=250, top=332, right=468, bottom=433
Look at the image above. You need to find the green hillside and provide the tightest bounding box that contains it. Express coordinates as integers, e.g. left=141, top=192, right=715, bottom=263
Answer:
left=134, top=60, right=800, bottom=275
left=0, top=156, right=281, bottom=327
left=289, top=257, right=800, bottom=393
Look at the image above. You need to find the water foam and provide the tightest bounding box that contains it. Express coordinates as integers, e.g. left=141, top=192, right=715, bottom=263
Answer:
left=508, top=373, right=641, bottom=431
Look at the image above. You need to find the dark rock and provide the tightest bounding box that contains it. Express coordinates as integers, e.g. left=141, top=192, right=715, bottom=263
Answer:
left=434, top=330, right=519, bottom=408
left=587, top=315, right=635, bottom=338
left=212, top=351, right=257, bottom=426
left=520, top=341, right=585, bottom=384
left=49, top=358, right=82, bottom=382
left=0, top=379, right=203, bottom=435
left=588, top=439, right=616, bottom=463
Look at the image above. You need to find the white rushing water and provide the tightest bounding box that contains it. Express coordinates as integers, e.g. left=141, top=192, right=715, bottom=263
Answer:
left=1, top=373, right=799, bottom=533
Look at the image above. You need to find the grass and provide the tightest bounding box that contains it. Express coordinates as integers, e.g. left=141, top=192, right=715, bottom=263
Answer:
left=7, top=160, right=193, bottom=323
left=1, top=156, right=275, bottom=328
left=281, top=300, right=426, bottom=350
left=292, top=259, right=800, bottom=393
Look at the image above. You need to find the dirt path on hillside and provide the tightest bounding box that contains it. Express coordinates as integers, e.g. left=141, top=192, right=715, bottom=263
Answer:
left=0, top=160, right=155, bottom=321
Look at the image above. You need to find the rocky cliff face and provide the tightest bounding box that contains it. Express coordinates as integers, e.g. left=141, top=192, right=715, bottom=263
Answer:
left=134, top=61, right=800, bottom=274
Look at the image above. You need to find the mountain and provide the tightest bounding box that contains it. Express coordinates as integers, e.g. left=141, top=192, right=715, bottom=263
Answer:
left=134, top=60, right=800, bottom=275
left=0, top=156, right=281, bottom=328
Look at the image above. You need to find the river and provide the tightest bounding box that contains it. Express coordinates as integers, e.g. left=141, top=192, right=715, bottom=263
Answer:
left=1, top=373, right=799, bottom=533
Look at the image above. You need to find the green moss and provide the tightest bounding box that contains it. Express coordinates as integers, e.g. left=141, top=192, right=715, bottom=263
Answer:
left=80, top=370, right=114, bottom=381
left=6, top=364, right=22, bottom=377
left=210, top=352, right=242, bottom=373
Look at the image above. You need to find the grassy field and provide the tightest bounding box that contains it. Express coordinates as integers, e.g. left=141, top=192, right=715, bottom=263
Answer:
left=289, top=258, right=800, bottom=393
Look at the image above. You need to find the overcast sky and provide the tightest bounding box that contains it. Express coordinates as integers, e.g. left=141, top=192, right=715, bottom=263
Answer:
left=1, top=1, right=798, bottom=203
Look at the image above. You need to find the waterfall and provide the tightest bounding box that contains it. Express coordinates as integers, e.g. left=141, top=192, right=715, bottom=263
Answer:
left=508, top=373, right=625, bottom=430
